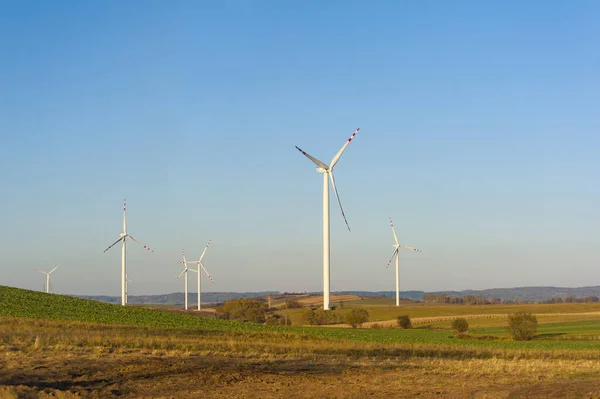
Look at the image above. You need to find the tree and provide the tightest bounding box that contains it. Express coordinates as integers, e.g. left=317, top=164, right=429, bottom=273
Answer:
left=507, top=312, right=537, bottom=341
left=285, top=299, right=302, bottom=309
left=344, top=308, right=369, bottom=328
left=451, top=318, right=469, bottom=334
left=246, top=307, right=266, bottom=323
left=218, top=298, right=266, bottom=322
left=397, top=315, right=412, bottom=329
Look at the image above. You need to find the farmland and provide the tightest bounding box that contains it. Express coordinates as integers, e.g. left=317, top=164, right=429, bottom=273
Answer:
left=275, top=294, right=600, bottom=327
left=2, top=286, right=600, bottom=398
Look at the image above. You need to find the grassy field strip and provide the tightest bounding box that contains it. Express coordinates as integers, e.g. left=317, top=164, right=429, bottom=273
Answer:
left=297, top=294, right=360, bottom=306
left=360, top=311, right=600, bottom=328
left=422, top=313, right=600, bottom=330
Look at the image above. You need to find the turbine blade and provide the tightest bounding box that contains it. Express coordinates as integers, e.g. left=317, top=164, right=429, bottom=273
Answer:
left=386, top=248, right=399, bottom=268
left=48, top=280, right=53, bottom=293
left=103, top=237, right=124, bottom=253
left=49, top=264, right=61, bottom=274
left=400, top=245, right=422, bottom=252
left=176, top=268, right=187, bottom=280
left=200, top=262, right=214, bottom=283
left=32, top=268, right=47, bottom=275
left=198, top=240, right=212, bottom=263
left=329, top=172, right=351, bottom=231
left=128, top=235, right=153, bottom=252
left=181, top=248, right=187, bottom=265
left=295, top=146, right=329, bottom=170
left=330, top=128, right=359, bottom=169
left=123, top=199, right=127, bottom=234
left=389, top=218, right=399, bottom=246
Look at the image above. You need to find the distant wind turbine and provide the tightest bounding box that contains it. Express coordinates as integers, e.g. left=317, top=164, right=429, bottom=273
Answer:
left=386, top=218, right=422, bottom=306
left=177, top=249, right=194, bottom=310
left=33, top=264, right=61, bottom=293
left=295, top=128, right=360, bottom=310
left=103, top=199, right=153, bottom=306
left=180, top=241, right=214, bottom=311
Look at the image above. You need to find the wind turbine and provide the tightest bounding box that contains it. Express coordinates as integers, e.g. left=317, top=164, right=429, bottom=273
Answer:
left=295, top=128, right=360, bottom=310
left=386, top=218, right=422, bottom=306
left=103, top=199, right=153, bottom=306
left=33, top=264, right=61, bottom=293
left=180, top=241, right=214, bottom=311
left=177, top=249, right=197, bottom=311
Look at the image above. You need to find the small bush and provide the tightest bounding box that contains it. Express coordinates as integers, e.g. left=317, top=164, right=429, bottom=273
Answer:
left=214, top=307, right=229, bottom=320
left=451, top=318, right=469, bottom=334
left=507, top=312, right=537, bottom=341
left=397, top=315, right=412, bottom=329
left=246, top=307, right=265, bottom=324
left=302, top=309, right=342, bottom=325
left=370, top=323, right=382, bottom=329
left=264, top=315, right=280, bottom=326
left=285, top=299, right=302, bottom=309
left=344, top=308, right=369, bottom=328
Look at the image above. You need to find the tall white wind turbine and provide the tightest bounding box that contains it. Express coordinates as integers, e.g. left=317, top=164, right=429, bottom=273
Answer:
left=33, top=264, right=61, bottom=293
left=180, top=241, right=214, bottom=311
left=386, top=218, right=422, bottom=306
left=177, top=249, right=198, bottom=311
left=103, top=199, right=153, bottom=306
left=295, top=128, right=360, bottom=310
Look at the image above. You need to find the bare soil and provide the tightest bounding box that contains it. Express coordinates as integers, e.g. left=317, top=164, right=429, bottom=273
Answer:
left=2, top=349, right=600, bottom=398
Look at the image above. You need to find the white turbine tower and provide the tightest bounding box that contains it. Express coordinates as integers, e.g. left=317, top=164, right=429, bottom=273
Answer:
left=386, top=218, right=422, bottom=306
left=177, top=249, right=194, bottom=311
left=180, top=241, right=214, bottom=311
left=125, top=274, right=132, bottom=305
left=295, top=128, right=360, bottom=310
left=33, top=264, right=61, bottom=293
left=103, top=199, right=153, bottom=306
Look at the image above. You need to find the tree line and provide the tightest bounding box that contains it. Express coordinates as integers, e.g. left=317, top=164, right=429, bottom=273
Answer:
left=423, top=294, right=502, bottom=305
left=423, top=293, right=600, bottom=305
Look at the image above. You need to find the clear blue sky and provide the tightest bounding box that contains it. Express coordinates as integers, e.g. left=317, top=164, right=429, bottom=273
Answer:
left=1, top=1, right=599, bottom=296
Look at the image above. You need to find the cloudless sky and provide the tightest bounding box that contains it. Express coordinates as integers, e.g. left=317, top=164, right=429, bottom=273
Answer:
left=1, top=1, right=599, bottom=296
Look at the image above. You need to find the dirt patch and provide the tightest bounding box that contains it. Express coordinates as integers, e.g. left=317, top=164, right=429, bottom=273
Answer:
left=506, top=377, right=600, bottom=398
left=3, top=350, right=600, bottom=398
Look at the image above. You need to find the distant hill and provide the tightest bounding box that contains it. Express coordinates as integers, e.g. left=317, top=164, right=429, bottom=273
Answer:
left=72, top=286, right=600, bottom=305
left=336, top=286, right=600, bottom=302
left=73, top=291, right=278, bottom=305
left=332, top=291, right=425, bottom=301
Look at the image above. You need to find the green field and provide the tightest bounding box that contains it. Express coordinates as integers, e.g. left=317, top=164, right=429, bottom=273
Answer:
left=3, top=286, right=600, bottom=353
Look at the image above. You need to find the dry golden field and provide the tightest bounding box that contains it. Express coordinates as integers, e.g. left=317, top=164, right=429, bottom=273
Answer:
left=2, top=317, right=600, bottom=398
